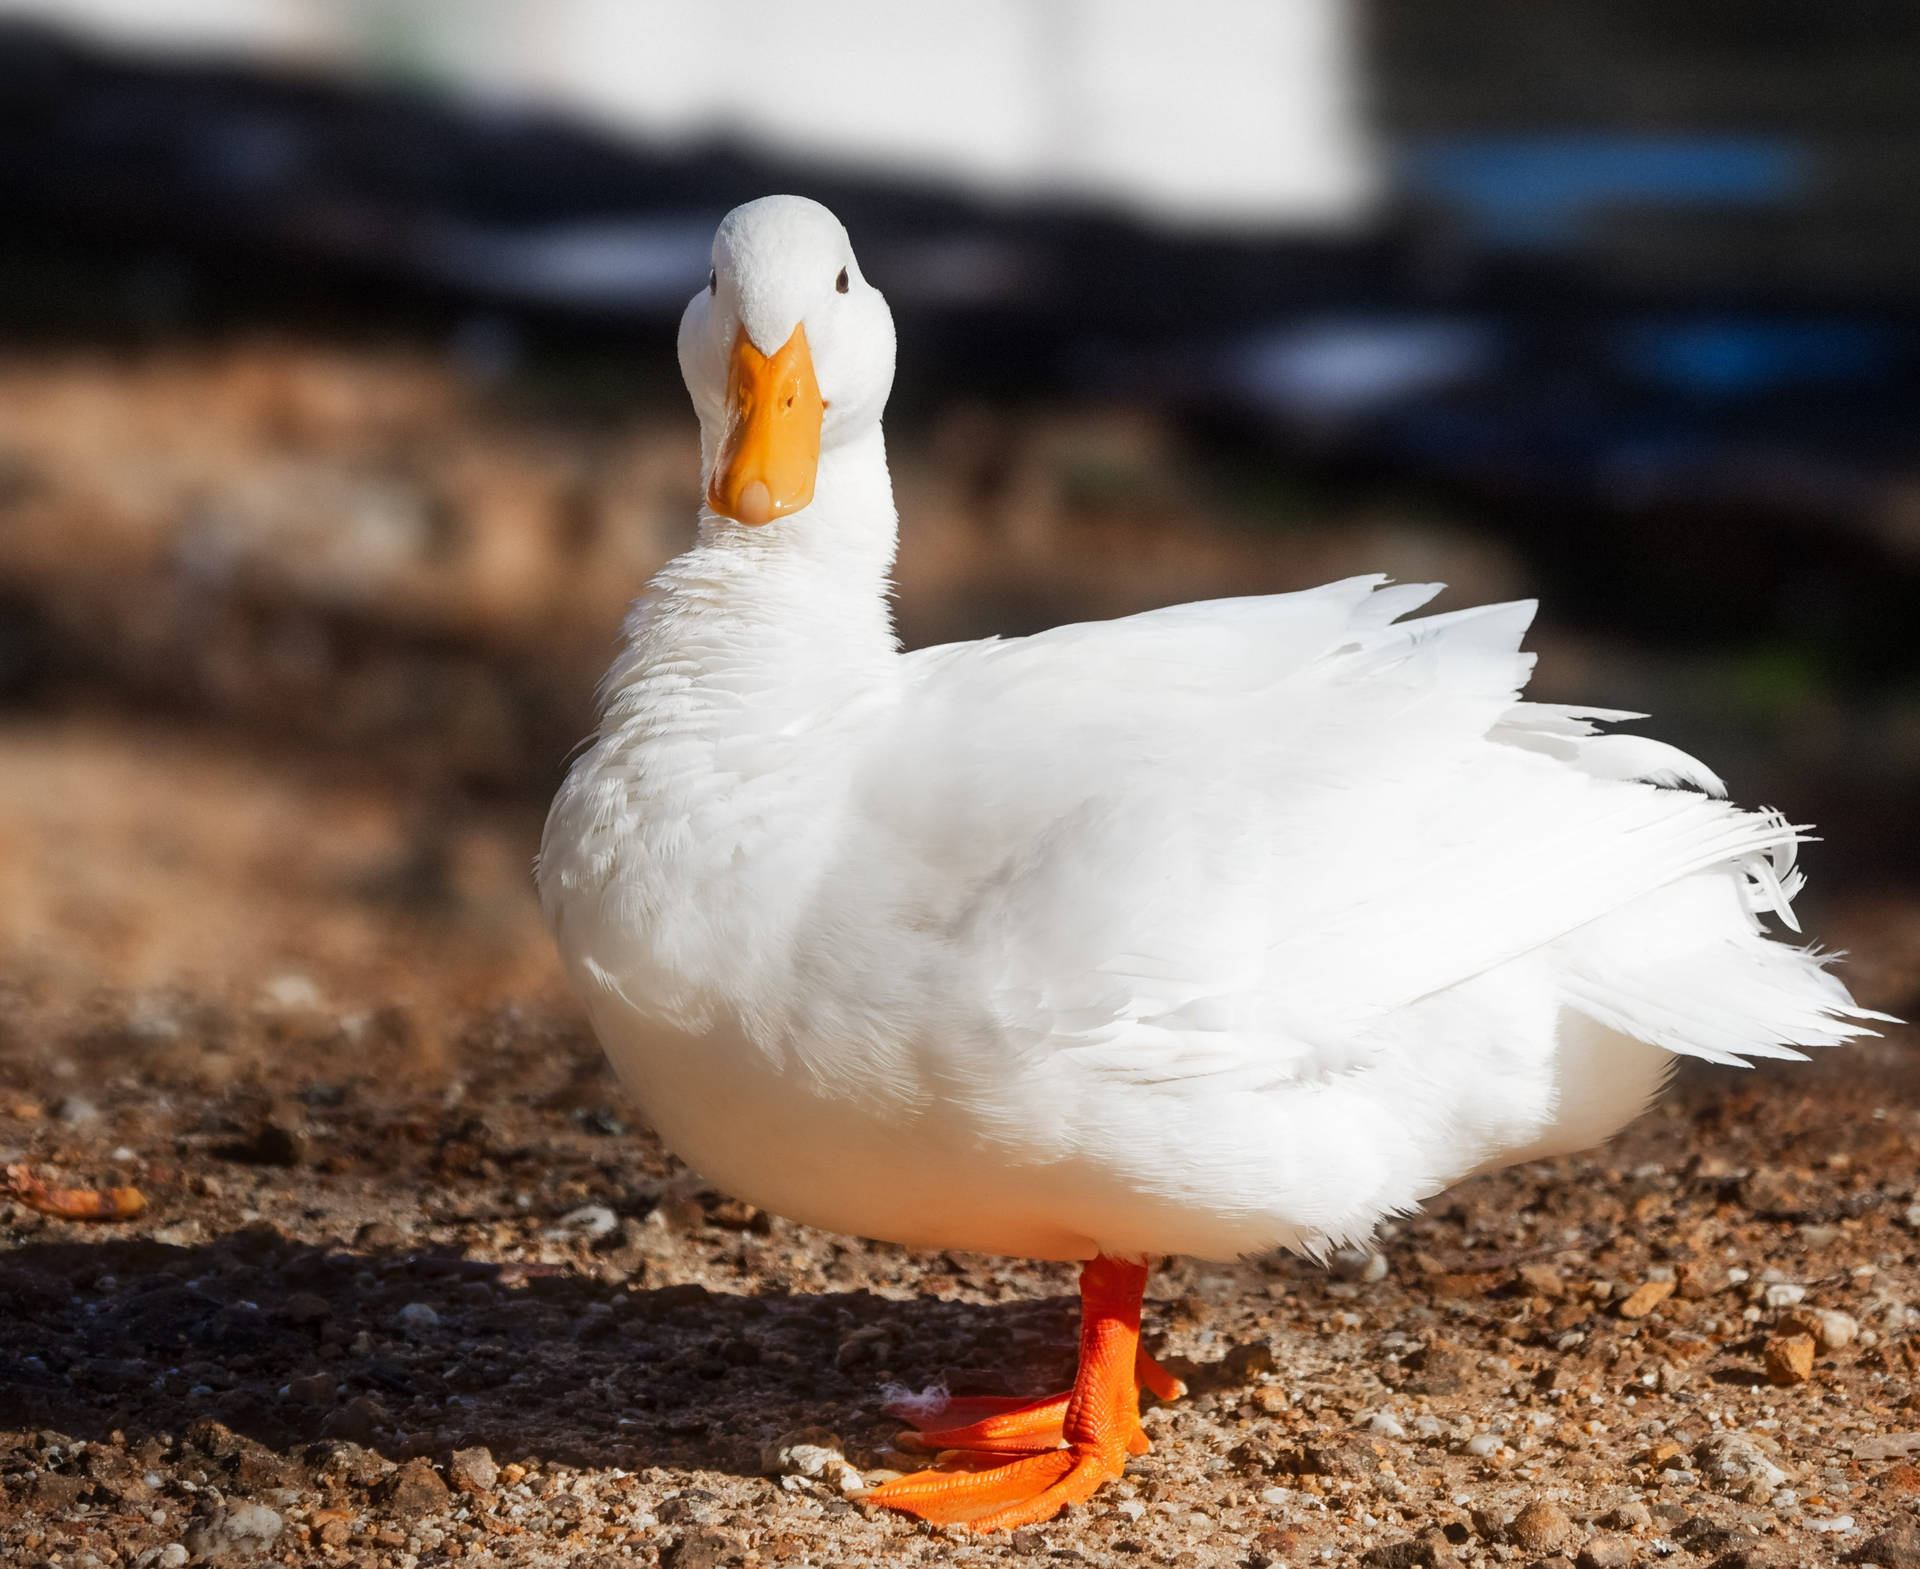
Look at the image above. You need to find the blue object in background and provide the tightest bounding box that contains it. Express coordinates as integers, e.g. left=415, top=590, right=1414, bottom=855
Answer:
left=1234, top=316, right=1497, bottom=420
left=1401, top=134, right=1806, bottom=246
left=1615, top=318, right=1901, bottom=399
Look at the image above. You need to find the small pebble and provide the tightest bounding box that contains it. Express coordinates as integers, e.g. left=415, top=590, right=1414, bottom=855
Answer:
left=260, top=971, right=322, bottom=1010
left=375, top=1456, right=450, bottom=1515
left=1618, top=1278, right=1676, bottom=1319
left=277, top=1291, right=332, bottom=1326
left=1516, top=1261, right=1564, bottom=1298
left=1784, top=1306, right=1858, bottom=1351
left=1575, top=1533, right=1637, bottom=1569
left=356, top=1219, right=407, bottom=1250
left=220, top=1504, right=285, bottom=1545
left=1762, top=1331, right=1816, bottom=1386
left=1329, top=1247, right=1389, bottom=1283
left=1508, top=1499, right=1575, bottom=1553
left=1695, top=1432, right=1791, bottom=1498
left=552, top=1203, right=618, bottom=1239
left=449, top=1446, right=499, bottom=1495
left=1602, top=1500, right=1653, bottom=1532
left=761, top=1426, right=863, bottom=1495
left=1464, top=1433, right=1501, bottom=1458
left=396, top=1302, right=440, bottom=1335
left=284, top=1373, right=333, bottom=1405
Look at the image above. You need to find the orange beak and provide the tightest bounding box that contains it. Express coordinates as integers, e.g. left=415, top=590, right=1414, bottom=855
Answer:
left=707, top=323, right=824, bottom=525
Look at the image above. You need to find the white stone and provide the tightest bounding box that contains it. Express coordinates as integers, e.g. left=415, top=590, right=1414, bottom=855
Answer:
left=1695, top=1432, right=1791, bottom=1497
left=761, top=1427, right=863, bottom=1496
left=551, top=1204, right=618, bottom=1240
left=260, top=972, right=323, bottom=1010
left=396, top=1302, right=440, bottom=1335
left=1799, top=1307, right=1860, bottom=1350
left=220, top=1504, right=284, bottom=1545
left=1329, top=1247, right=1389, bottom=1283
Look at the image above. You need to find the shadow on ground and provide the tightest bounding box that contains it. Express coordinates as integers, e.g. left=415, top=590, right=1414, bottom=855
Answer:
left=0, top=1231, right=1104, bottom=1483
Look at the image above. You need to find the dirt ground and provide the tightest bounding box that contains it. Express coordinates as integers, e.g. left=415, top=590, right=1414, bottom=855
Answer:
left=0, top=708, right=1918, bottom=1569
left=2, top=343, right=1920, bottom=1569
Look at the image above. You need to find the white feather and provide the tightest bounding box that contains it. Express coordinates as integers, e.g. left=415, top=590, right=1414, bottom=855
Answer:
left=539, top=196, right=1884, bottom=1268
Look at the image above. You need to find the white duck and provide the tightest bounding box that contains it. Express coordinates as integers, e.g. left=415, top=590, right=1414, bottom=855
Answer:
left=539, top=195, right=1882, bottom=1530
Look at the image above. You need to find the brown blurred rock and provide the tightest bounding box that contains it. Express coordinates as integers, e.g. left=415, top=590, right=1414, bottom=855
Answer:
left=664, top=1528, right=748, bottom=1568
left=1781, top=1305, right=1859, bottom=1350
left=216, top=1103, right=306, bottom=1167
left=1218, top=1339, right=1277, bottom=1384
left=284, top=1373, right=333, bottom=1406
left=1741, top=1167, right=1816, bottom=1218
left=30, top=1470, right=87, bottom=1508
left=1602, top=1500, right=1653, bottom=1532
left=355, top=1220, right=407, bottom=1251
left=276, top=1291, right=332, bottom=1326
left=320, top=1394, right=388, bottom=1443
left=375, top=1456, right=449, bottom=1516
left=1516, top=1262, right=1565, bottom=1299
left=704, top=1198, right=767, bottom=1232
left=1849, top=1520, right=1920, bottom=1566
left=1268, top=1435, right=1387, bottom=1480
left=1675, top=1260, right=1728, bottom=1299
left=1508, top=1499, right=1575, bottom=1554
left=1403, top=1344, right=1476, bottom=1396
left=1577, top=1533, right=1639, bottom=1568
left=312, top=1509, right=354, bottom=1548
left=448, top=1445, right=499, bottom=1496
left=1361, top=1525, right=1459, bottom=1567
left=1762, top=1332, right=1816, bottom=1386
left=1617, top=1279, right=1675, bottom=1319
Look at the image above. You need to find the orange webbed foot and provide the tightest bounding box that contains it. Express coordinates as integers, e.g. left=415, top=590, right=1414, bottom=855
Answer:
left=864, top=1444, right=1119, bottom=1529
left=892, top=1390, right=1074, bottom=1456
left=866, top=1257, right=1175, bottom=1531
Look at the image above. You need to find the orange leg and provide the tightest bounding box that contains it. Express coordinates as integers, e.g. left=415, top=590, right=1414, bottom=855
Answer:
left=866, top=1256, right=1181, bottom=1530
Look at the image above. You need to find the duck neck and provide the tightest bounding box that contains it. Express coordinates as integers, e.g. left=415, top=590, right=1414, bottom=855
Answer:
left=602, top=423, right=901, bottom=738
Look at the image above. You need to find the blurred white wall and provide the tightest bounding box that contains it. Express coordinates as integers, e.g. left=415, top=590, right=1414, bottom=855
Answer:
left=6, top=0, right=1378, bottom=229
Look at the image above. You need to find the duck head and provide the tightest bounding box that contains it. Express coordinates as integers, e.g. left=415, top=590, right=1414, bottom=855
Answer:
left=679, top=196, right=897, bottom=528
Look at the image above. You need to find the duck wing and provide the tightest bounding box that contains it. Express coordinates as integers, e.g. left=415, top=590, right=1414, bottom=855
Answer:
left=876, top=576, right=1867, bottom=1084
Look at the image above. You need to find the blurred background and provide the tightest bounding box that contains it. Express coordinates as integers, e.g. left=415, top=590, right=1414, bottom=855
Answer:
left=0, top=0, right=1917, bottom=1061
left=4, top=17, right=1920, bottom=1554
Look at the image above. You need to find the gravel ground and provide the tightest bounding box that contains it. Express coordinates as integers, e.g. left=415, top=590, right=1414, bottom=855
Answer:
left=2, top=713, right=1920, bottom=1569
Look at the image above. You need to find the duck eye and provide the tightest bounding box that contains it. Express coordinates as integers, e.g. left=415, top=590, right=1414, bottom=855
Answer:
left=835, top=267, right=849, bottom=294
left=707, top=269, right=717, bottom=295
